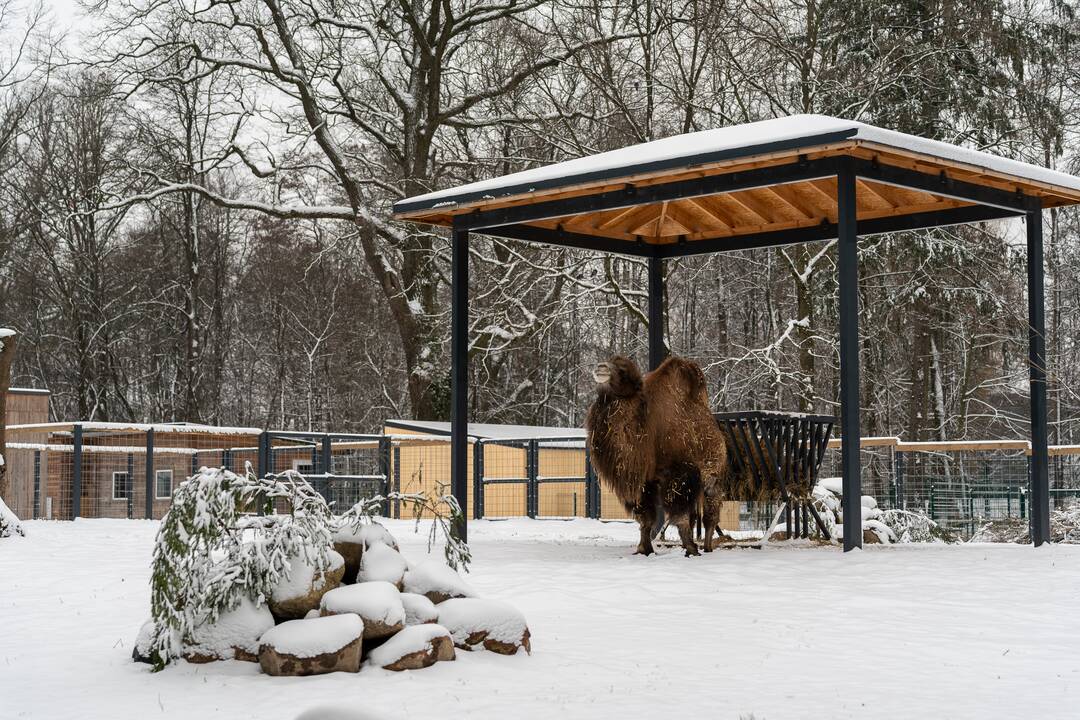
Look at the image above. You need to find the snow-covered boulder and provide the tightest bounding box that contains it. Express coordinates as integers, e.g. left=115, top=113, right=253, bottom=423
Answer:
left=319, top=581, right=405, bottom=639
left=184, top=597, right=275, bottom=663
left=132, top=619, right=156, bottom=664
left=269, top=550, right=345, bottom=619
left=0, top=497, right=25, bottom=538
left=436, top=598, right=531, bottom=655
left=400, top=592, right=438, bottom=626
left=257, top=615, right=364, bottom=676
left=862, top=520, right=896, bottom=545
left=812, top=479, right=904, bottom=545
left=356, top=543, right=408, bottom=587
left=366, top=624, right=455, bottom=671
left=817, top=477, right=843, bottom=496
left=333, top=521, right=399, bottom=583
left=402, top=560, right=476, bottom=604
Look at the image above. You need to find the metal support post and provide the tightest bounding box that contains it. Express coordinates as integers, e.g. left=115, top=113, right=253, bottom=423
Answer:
left=451, top=227, right=470, bottom=542
left=837, top=158, right=863, bottom=551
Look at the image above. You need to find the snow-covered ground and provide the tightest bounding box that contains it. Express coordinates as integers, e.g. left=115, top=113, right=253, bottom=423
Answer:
left=2, top=518, right=1079, bottom=719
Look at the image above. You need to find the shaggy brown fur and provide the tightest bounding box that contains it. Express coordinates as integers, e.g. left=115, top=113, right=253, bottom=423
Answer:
left=584, top=356, right=657, bottom=554
left=585, top=354, right=730, bottom=556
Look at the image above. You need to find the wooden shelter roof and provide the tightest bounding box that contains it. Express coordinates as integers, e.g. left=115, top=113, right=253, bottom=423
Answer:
left=393, top=115, right=1080, bottom=255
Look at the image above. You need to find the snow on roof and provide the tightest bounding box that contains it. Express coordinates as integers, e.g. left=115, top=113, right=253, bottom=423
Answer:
left=5, top=442, right=202, bottom=455
left=5, top=421, right=263, bottom=435
left=6, top=387, right=49, bottom=395
left=385, top=419, right=584, bottom=442
left=395, top=114, right=1080, bottom=213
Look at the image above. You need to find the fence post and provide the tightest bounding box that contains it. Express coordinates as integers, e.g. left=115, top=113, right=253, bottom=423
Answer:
left=145, top=428, right=155, bottom=519
left=190, top=453, right=198, bottom=478
left=929, top=481, right=936, bottom=521
left=378, top=436, right=391, bottom=517
left=321, top=434, right=332, bottom=476
left=527, top=440, right=538, bottom=519
left=256, top=431, right=269, bottom=516
left=32, top=450, right=41, bottom=519
left=126, top=452, right=135, bottom=519
left=257, top=431, right=267, bottom=479
left=72, top=423, right=83, bottom=519
left=1054, top=454, right=1063, bottom=509
left=473, top=440, right=484, bottom=520
left=392, top=445, right=401, bottom=519
left=893, top=449, right=904, bottom=510
left=584, top=446, right=596, bottom=519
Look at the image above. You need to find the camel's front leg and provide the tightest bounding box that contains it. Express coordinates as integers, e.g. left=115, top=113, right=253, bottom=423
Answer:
left=633, top=483, right=658, bottom=555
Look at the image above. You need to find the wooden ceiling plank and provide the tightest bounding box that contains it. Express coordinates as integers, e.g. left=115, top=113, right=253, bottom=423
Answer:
left=723, top=190, right=774, bottom=225
left=765, top=184, right=818, bottom=219
left=856, top=179, right=896, bottom=210
left=666, top=199, right=724, bottom=233
left=596, top=205, right=643, bottom=231
left=611, top=204, right=664, bottom=235
left=691, top=195, right=739, bottom=228
left=808, top=178, right=838, bottom=201
left=684, top=197, right=733, bottom=230
left=709, top=193, right=767, bottom=227
left=659, top=216, right=692, bottom=236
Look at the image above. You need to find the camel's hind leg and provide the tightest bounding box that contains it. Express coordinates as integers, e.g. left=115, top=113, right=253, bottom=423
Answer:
left=675, top=517, right=700, bottom=556
left=701, top=494, right=722, bottom=552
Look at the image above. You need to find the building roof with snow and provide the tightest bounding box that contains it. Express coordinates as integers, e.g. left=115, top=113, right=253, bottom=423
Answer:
left=396, top=115, right=1080, bottom=216
left=385, top=419, right=584, bottom=443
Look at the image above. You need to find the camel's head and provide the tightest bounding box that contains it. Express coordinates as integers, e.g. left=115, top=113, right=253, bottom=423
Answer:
left=593, top=355, right=643, bottom=398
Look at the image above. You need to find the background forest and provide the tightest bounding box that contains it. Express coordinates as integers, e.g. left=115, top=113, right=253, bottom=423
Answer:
left=1, top=0, right=1080, bottom=442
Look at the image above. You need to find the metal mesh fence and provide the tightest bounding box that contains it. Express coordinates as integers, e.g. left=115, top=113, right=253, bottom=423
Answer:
left=474, top=438, right=593, bottom=519
left=6, top=424, right=1080, bottom=537
left=817, top=441, right=1080, bottom=538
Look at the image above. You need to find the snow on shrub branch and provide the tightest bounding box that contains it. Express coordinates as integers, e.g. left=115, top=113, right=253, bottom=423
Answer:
left=338, top=487, right=471, bottom=572
left=147, top=464, right=471, bottom=669
left=0, top=496, right=25, bottom=538
left=148, top=465, right=333, bottom=669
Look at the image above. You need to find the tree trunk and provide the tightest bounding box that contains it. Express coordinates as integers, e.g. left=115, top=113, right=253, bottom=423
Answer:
left=0, top=331, right=17, bottom=498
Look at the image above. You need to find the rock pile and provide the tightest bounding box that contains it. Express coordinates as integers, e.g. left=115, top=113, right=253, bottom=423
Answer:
left=136, top=520, right=530, bottom=677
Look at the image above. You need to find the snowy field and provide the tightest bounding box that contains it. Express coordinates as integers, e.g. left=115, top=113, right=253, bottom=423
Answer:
left=2, top=519, right=1079, bottom=720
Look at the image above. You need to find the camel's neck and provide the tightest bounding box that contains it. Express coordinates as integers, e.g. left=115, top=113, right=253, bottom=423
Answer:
left=588, top=390, right=646, bottom=433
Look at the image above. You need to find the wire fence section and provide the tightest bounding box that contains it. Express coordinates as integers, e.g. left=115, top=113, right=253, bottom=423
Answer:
left=473, top=437, right=597, bottom=520
left=6, top=423, right=1080, bottom=537
left=821, top=439, right=1080, bottom=537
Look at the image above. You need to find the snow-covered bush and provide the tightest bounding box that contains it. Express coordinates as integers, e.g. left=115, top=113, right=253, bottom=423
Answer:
left=880, top=508, right=956, bottom=544
left=810, top=479, right=947, bottom=544
left=147, top=466, right=334, bottom=669
left=0, top=496, right=25, bottom=538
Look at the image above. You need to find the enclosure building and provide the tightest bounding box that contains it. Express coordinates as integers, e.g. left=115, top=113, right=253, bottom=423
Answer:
left=5, top=392, right=1078, bottom=537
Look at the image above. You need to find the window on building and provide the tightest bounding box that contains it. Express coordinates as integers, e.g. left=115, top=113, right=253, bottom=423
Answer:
left=112, top=472, right=130, bottom=500
left=155, top=469, right=173, bottom=499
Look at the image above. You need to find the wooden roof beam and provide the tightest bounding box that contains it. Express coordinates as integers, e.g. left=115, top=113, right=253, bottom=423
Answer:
left=765, top=184, right=821, bottom=219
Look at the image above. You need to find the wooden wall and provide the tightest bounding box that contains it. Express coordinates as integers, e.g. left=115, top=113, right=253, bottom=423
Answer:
left=2, top=389, right=50, bottom=518
left=382, top=425, right=739, bottom=529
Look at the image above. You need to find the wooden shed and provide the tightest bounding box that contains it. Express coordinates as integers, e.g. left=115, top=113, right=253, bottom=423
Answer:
left=2, top=388, right=50, bottom=518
